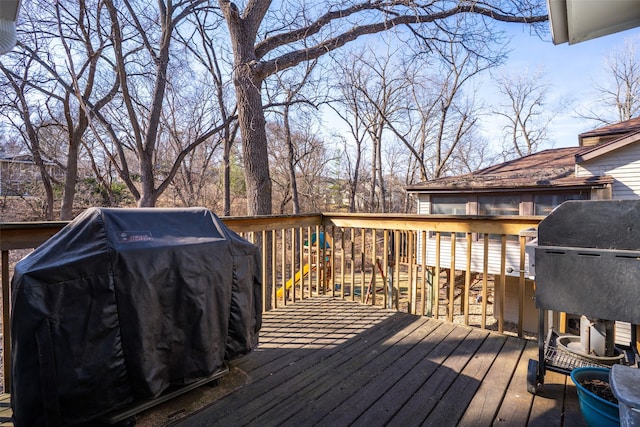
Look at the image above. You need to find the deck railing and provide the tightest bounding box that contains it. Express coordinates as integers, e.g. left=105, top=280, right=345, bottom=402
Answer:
left=0, top=212, right=543, bottom=393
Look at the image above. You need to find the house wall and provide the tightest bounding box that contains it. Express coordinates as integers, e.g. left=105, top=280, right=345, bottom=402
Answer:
left=421, top=237, right=530, bottom=278
left=576, top=142, right=640, bottom=199
left=416, top=193, right=430, bottom=214
left=415, top=193, right=532, bottom=278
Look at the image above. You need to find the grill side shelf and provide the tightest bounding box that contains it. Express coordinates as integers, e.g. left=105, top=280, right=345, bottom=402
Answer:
left=537, top=199, right=640, bottom=251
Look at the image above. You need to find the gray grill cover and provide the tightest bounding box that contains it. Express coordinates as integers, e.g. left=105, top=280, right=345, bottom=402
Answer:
left=11, top=208, right=261, bottom=426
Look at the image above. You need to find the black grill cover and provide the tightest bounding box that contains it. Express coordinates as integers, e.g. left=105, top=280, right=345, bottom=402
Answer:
left=11, top=207, right=262, bottom=426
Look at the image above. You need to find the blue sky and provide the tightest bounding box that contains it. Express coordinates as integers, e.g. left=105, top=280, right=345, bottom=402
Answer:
left=489, top=23, right=640, bottom=149
left=319, top=19, right=640, bottom=162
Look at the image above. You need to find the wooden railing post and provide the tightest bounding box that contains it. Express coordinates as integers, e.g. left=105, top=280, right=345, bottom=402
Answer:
left=481, top=234, right=489, bottom=329
left=360, top=228, right=366, bottom=303
left=261, top=230, right=267, bottom=313
left=420, top=230, right=428, bottom=317
left=434, top=232, right=441, bottom=319
left=464, top=233, right=472, bottom=326
left=499, top=235, right=507, bottom=334
left=339, top=228, right=345, bottom=299
left=370, top=229, right=377, bottom=306
left=298, top=227, right=304, bottom=301
left=408, top=231, right=415, bottom=314
left=393, top=230, right=400, bottom=311
left=518, top=235, right=526, bottom=338
left=271, top=229, right=277, bottom=309
left=382, top=229, right=389, bottom=309
left=448, top=233, right=456, bottom=323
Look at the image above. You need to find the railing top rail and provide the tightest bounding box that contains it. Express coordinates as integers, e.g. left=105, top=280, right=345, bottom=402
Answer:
left=0, top=212, right=543, bottom=251
left=1, top=221, right=70, bottom=251
left=322, top=213, right=543, bottom=234
left=223, top=213, right=322, bottom=233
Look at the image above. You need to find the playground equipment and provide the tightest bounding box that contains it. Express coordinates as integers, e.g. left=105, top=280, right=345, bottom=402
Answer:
left=276, top=263, right=313, bottom=299
left=364, top=259, right=388, bottom=304
left=277, top=232, right=332, bottom=300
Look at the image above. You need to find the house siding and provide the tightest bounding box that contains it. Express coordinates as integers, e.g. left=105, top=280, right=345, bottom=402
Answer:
left=417, top=193, right=430, bottom=215
left=418, top=236, right=530, bottom=278
left=413, top=193, right=530, bottom=278
left=577, top=142, right=640, bottom=199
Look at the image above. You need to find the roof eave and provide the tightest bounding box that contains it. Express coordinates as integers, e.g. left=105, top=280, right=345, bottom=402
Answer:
left=406, top=179, right=612, bottom=194
left=576, top=130, right=640, bottom=163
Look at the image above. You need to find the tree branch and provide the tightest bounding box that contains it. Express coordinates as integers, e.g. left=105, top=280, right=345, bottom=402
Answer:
left=256, top=3, right=546, bottom=79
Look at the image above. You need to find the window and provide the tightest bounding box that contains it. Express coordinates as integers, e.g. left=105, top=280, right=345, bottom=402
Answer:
left=477, top=195, right=520, bottom=241
left=478, top=195, right=520, bottom=216
left=431, top=195, right=467, bottom=215
left=534, top=192, right=588, bottom=215
left=430, top=196, right=468, bottom=239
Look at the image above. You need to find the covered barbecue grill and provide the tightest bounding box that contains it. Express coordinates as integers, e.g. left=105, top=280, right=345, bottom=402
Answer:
left=529, top=199, right=640, bottom=393
left=11, top=207, right=262, bottom=426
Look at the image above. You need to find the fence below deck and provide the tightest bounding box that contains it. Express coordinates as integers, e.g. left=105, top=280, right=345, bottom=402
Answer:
left=0, top=212, right=543, bottom=394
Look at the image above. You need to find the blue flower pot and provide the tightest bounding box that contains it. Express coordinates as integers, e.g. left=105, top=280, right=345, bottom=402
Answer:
left=571, top=367, right=620, bottom=427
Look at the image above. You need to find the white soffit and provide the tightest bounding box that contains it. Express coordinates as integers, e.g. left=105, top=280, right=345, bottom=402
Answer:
left=547, top=0, right=640, bottom=45
left=0, top=0, right=20, bottom=55
left=0, top=1, right=20, bottom=21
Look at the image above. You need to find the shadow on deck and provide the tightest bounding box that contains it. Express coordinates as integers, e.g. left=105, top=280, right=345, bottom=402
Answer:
left=4, top=297, right=586, bottom=427
left=139, top=297, right=585, bottom=427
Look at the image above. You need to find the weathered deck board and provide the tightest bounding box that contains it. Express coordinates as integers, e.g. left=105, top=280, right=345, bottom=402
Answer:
left=173, top=297, right=586, bottom=427
left=493, top=339, right=537, bottom=425
left=0, top=297, right=586, bottom=426
left=0, top=394, right=10, bottom=427
left=457, top=336, right=526, bottom=426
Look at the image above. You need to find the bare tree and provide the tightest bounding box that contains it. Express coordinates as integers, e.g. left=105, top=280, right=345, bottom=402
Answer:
left=333, top=36, right=493, bottom=214
left=99, top=0, right=210, bottom=207
left=331, top=45, right=408, bottom=212
left=161, top=84, right=225, bottom=208
left=493, top=67, right=553, bottom=159
left=2, top=0, right=229, bottom=214
left=329, top=86, right=368, bottom=213
left=394, top=38, right=495, bottom=182
left=0, top=61, right=56, bottom=219
left=218, top=0, right=548, bottom=215
left=266, top=114, right=328, bottom=214
left=0, top=0, right=117, bottom=219
left=579, top=35, right=640, bottom=126
left=54, top=1, right=119, bottom=219
left=177, top=7, right=240, bottom=215
left=265, top=59, right=323, bottom=214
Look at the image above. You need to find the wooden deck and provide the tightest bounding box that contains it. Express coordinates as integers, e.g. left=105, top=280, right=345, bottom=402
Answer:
left=1, top=297, right=587, bottom=426
left=167, top=297, right=585, bottom=427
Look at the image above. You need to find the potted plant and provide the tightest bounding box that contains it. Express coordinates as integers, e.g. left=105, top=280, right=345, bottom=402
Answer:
left=571, top=367, right=620, bottom=427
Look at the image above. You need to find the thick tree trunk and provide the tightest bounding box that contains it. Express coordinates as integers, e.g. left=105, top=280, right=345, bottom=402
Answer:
left=138, top=156, right=157, bottom=207
left=221, top=0, right=273, bottom=216
left=60, top=140, right=78, bottom=220
left=235, top=70, right=272, bottom=215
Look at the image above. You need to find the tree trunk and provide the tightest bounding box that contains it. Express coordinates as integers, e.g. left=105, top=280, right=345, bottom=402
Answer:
left=284, top=104, right=300, bottom=214
left=221, top=0, right=272, bottom=216
left=376, top=131, right=386, bottom=213
left=223, top=137, right=231, bottom=216
left=60, top=139, right=78, bottom=220
left=60, top=116, right=88, bottom=219
left=236, top=73, right=272, bottom=215
left=138, top=155, right=157, bottom=207
left=349, top=139, right=362, bottom=213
